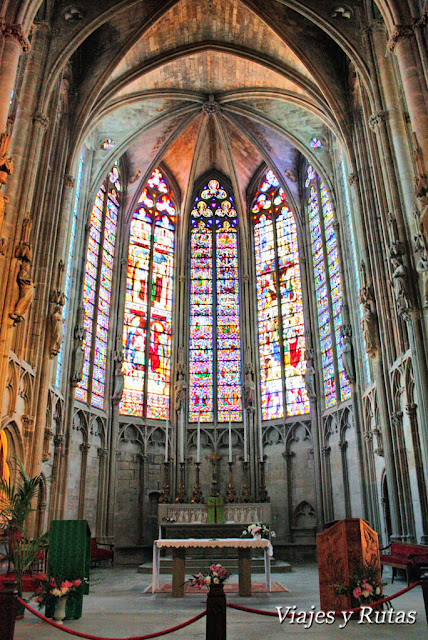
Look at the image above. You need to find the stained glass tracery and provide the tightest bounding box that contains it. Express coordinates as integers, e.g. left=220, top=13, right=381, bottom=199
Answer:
left=253, top=169, right=309, bottom=420
left=306, top=165, right=351, bottom=406
left=119, top=168, right=175, bottom=419
left=75, top=164, right=120, bottom=407
left=189, top=179, right=242, bottom=422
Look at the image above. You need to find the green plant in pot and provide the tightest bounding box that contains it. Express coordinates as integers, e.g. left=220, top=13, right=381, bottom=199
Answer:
left=0, top=458, right=49, bottom=611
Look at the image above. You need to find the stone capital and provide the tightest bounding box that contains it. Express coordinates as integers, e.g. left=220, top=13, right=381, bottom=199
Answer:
left=80, top=442, right=91, bottom=453
left=4, top=24, right=31, bottom=53
left=406, top=403, right=417, bottom=418
left=32, top=112, right=49, bottom=130
left=387, top=25, right=414, bottom=53
left=54, top=434, right=64, bottom=447
left=368, top=110, right=388, bottom=130
left=64, top=174, right=75, bottom=189
left=348, top=172, right=358, bottom=187
left=21, top=414, right=34, bottom=437
left=97, top=447, right=108, bottom=458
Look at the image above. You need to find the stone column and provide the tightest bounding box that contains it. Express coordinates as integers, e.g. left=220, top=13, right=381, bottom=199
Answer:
left=282, top=451, right=293, bottom=542
left=96, top=447, right=109, bottom=538
left=48, top=434, right=64, bottom=521
left=78, top=442, right=91, bottom=520
left=338, top=440, right=351, bottom=518
left=0, top=24, right=30, bottom=133
left=321, top=445, right=333, bottom=523
left=406, top=403, right=428, bottom=543
left=388, top=25, right=428, bottom=176
left=391, top=411, right=415, bottom=541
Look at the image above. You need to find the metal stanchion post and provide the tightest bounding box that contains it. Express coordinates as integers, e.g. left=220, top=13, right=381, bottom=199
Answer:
left=421, top=570, right=428, bottom=626
left=0, top=580, right=18, bottom=640
left=206, top=584, right=226, bottom=640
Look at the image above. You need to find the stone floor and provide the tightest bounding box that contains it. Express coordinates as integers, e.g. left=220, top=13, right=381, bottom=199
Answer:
left=13, top=564, right=427, bottom=640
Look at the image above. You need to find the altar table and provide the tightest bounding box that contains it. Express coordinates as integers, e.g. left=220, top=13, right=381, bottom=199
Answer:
left=152, top=538, right=273, bottom=597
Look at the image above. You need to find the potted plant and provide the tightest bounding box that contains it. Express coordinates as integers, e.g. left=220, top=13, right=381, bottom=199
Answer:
left=0, top=458, right=49, bottom=615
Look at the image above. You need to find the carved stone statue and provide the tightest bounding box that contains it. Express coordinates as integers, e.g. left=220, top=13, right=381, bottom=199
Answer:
left=9, top=261, right=35, bottom=324
left=71, top=337, right=85, bottom=386
left=340, top=324, right=356, bottom=384
left=175, top=369, right=186, bottom=410
left=361, top=301, right=377, bottom=356
left=112, top=349, right=124, bottom=404
left=303, top=349, right=316, bottom=399
left=71, top=305, right=86, bottom=385
left=243, top=369, right=256, bottom=408
left=390, top=252, right=413, bottom=320
left=49, top=305, right=64, bottom=358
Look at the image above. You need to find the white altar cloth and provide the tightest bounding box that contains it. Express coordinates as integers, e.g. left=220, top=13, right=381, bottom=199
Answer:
left=152, top=538, right=272, bottom=594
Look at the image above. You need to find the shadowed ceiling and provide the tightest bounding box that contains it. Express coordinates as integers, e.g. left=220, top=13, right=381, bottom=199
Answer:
left=58, top=0, right=364, bottom=214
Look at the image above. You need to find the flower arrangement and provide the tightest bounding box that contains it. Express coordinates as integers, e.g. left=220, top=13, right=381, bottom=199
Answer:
left=241, top=523, right=275, bottom=539
left=190, top=564, right=228, bottom=589
left=33, top=576, right=83, bottom=608
left=335, top=561, right=385, bottom=606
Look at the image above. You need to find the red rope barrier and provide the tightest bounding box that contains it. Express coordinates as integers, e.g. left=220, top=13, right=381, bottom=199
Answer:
left=17, top=598, right=206, bottom=640
left=226, top=580, right=422, bottom=618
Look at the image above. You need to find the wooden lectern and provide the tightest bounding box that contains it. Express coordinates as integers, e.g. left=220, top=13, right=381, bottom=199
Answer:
left=317, top=518, right=380, bottom=612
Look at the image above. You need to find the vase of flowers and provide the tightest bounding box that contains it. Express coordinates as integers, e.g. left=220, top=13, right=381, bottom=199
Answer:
left=34, top=577, right=83, bottom=624
left=189, top=563, right=228, bottom=590
left=241, top=523, right=275, bottom=540
left=335, top=560, right=385, bottom=615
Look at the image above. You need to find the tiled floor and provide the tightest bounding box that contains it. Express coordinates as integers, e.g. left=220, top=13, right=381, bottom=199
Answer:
left=13, top=564, right=427, bottom=639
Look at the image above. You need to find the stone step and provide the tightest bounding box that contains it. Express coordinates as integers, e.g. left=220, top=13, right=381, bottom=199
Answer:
left=137, top=559, right=292, bottom=574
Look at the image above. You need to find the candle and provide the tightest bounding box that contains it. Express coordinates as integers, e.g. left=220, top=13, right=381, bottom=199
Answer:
left=228, top=411, right=232, bottom=463
left=164, top=419, right=169, bottom=462
left=197, top=411, right=201, bottom=464
left=243, top=410, right=248, bottom=463
left=180, top=407, right=184, bottom=463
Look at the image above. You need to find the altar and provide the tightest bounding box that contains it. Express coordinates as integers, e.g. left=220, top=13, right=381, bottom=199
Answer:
left=152, top=538, right=273, bottom=597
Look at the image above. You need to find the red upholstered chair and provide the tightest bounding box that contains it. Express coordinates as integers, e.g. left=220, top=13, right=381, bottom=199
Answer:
left=90, top=538, right=115, bottom=567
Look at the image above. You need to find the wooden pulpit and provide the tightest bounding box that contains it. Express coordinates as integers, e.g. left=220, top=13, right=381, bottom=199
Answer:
left=317, top=518, right=380, bottom=612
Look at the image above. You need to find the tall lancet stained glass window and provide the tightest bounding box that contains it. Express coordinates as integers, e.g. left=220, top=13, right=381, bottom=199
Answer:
left=75, top=164, right=120, bottom=408
left=120, top=168, right=175, bottom=419
left=252, top=169, right=309, bottom=420
left=189, top=179, right=242, bottom=423
left=305, top=165, right=351, bottom=407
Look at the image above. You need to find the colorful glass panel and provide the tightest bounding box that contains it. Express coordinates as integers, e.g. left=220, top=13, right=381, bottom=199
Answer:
left=253, top=169, right=309, bottom=420
left=120, top=169, right=175, bottom=418
left=75, top=185, right=105, bottom=403
left=189, top=179, right=242, bottom=422
left=56, top=151, right=84, bottom=388
left=307, top=171, right=336, bottom=408
left=217, top=221, right=242, bottom=422
left=320, top=181, right=351, bottom=402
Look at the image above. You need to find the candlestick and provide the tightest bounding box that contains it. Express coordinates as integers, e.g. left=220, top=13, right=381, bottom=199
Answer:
left=159, top=460, right=170, bottom=503
left=164, top=419, right=169, bottom=462
left=191, top=462, right=204, bottom=503
left=243, top=410, right=248, bottom=463
left=175, top=462, right=187, bottom=503
left=228, top=411, right=232, bottom=463
left=225, top=461, right=236, bottom=503
left=241, top=461, right=251, bottom=503
left=197, top=411, right=201, bottom=464
left=179, top=407, right=184, bottom=463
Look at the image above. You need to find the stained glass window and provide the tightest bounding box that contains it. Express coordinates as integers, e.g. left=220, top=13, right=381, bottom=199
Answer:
left=75, top=164, right=120, bottom=407
left=306, top=165, right=351, bottom=406
left=119, top=168, right=175, bottom=419
left=189, top=179, right=242, bottom=423
left=253, top=169, right=309, bottom=420
left=56, top=150, right=84, bottom=388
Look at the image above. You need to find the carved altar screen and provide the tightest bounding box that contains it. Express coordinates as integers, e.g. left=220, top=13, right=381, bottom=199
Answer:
left=252, top=169, right=309, bottom=420
left=119, top=168, right=175, bottom=419
left=75, top=164, right=120, bottom=408
left=188, top=178, right=242, bottom=423
left=306, top=165, right=351, bottom=407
